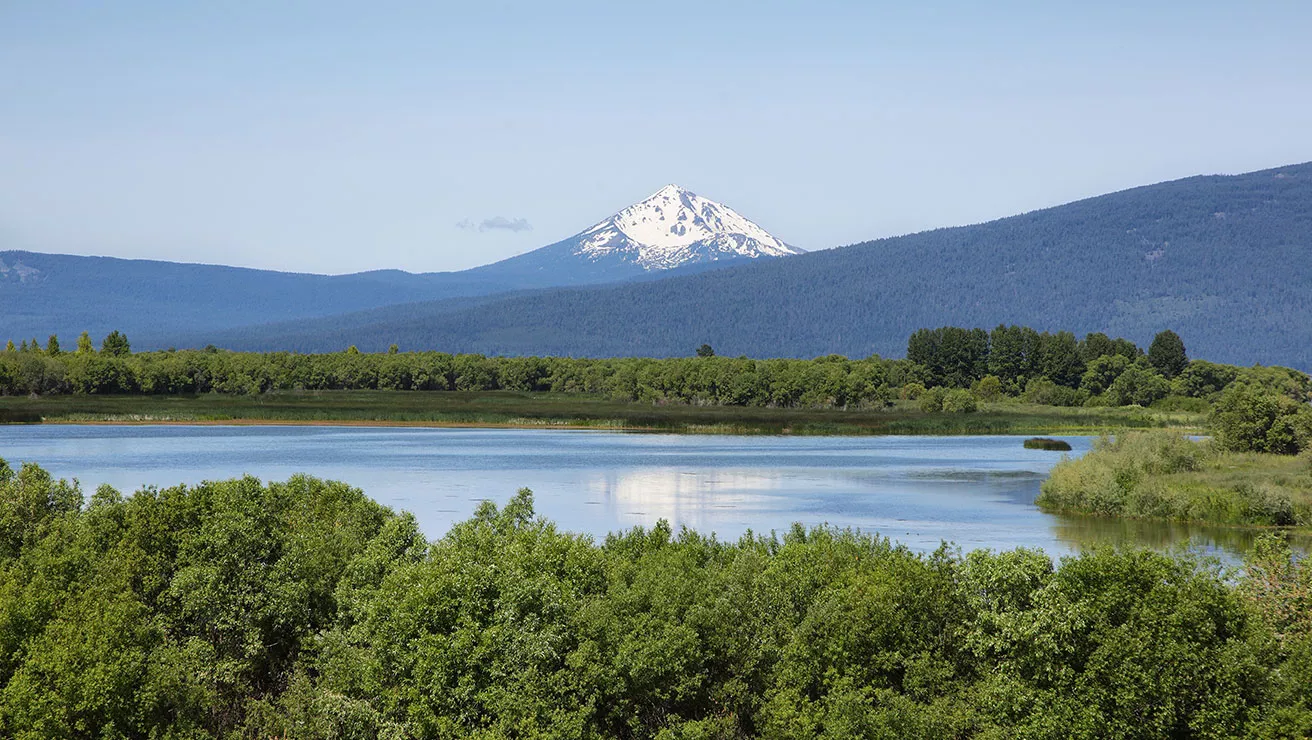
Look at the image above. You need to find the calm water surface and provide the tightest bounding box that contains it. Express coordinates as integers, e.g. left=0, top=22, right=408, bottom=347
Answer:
left=0, top=425, right=1270, bottom=557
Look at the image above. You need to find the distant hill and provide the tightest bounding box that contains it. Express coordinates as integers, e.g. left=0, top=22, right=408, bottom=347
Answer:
left=200, top=162, right=1312, bottom=369
left=0, top=185, right=795, bottom=345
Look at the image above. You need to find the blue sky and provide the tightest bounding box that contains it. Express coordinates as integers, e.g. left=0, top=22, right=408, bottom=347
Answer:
left=3, top=1, right=1309, bottom=274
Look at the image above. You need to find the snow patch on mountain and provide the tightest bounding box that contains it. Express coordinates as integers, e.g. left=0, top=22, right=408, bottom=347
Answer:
left=572, top=185, right=802, bottom=270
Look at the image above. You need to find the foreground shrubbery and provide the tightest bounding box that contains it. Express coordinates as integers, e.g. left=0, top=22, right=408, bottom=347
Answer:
left=1038, top=432, right=1312, bottom=526
left=4, top=460, right=1312, bottom=738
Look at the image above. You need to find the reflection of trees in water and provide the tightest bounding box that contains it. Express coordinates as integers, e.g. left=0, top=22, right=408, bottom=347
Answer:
left=1052, top=514, right=1312, bottom=557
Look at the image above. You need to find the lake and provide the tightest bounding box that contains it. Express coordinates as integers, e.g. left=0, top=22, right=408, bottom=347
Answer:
left=0, top=425, right=1270, bottom=557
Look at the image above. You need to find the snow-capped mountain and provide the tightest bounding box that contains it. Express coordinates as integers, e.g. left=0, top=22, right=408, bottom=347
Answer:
left=572, top=185, right=803, bottom=270
left=464, top=185, right=803, bottom=285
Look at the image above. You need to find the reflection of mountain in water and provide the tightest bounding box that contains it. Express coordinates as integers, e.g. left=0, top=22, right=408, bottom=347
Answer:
left=587, top=469, right=782, bottom=532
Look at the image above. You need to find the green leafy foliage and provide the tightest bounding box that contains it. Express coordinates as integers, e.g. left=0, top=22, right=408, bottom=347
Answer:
left=1211, top=383, right=1312, bottom=455
left=1, top=461, right=1307, bottom=736
left=0, top=464, right=396, bottom=738
left=2, top=326, right=1299, bottom=420
left=1106, top=364, right=1172, bottom=407
left=99, top=330, right=131, bottom=357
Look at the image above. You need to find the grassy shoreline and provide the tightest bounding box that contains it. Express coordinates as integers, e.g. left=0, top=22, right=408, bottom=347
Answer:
left=1038, top=432, right=1312, bottom=529
left=0, top=389, right=1205, bottom=435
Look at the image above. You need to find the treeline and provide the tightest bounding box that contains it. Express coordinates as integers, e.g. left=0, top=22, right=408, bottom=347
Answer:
left=0, top=333, right=926, bottom=408
left=906, top=325, right=1312, bottom=411
left=2, top=328, right=1309, bottom=413
left=2, top=462, right=1311, bottom=737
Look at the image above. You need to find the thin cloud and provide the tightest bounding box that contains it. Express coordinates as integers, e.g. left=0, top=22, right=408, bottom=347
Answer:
left=457, top=216, right=533, bottom=233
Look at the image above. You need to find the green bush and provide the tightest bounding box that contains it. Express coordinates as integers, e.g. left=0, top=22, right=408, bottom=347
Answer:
left=1107, top=365, right=1171, bottom=407
left=1211, top=382, right=1312, bottom=455
left=918, top=386, right=947, bottom=412
left=1024, top=437, right=1072, bottom=451
left=1020, top=377, right=1085, bottom=407
left=0, top=460, right=1297, bottom=737
left=1172, top=360, right=1238, bottom=398
left=1080, top=354, right=1130, bottom=395
left=942, top=388, right=978, bottom=413
left=900, top=382, right=927, bottom=400
left=971, top=374, right=1005, bottom=401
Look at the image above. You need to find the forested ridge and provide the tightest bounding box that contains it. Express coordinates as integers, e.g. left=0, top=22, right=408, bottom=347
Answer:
left=4, top=461, right=1312, bottom=738
left=204, top=162, right=1312, bottom=369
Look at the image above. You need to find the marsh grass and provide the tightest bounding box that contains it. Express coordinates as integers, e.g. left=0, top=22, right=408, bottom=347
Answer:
left=1038, top=431, right=1312, bottom=527
left=0, top=391, right=1205, bottom=436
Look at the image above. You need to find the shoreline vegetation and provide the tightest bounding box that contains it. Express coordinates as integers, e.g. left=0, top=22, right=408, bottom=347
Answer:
left=0, top=390, right=1206, bottom=435
left=1039, top=432, right=1312, bottom=529
left=3, top=461, right=1312, bottom=736
left=0, top=324, right=1303, bottom=439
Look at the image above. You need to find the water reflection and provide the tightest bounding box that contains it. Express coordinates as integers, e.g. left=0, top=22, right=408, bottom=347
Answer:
left=0, top=425, right=1292, bottom=560
left=587, top=469, right=778, bottom=532
left=1052, top=514, right=1312, bottom=556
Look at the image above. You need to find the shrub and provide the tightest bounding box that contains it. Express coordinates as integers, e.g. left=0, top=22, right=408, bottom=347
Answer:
left=900, top=382, right=927, bottom=400
left=1080, top=354, right=1130, bottom=395
left=1211, top=383, right=1312, bottom=455
left=1172, top=360, right=1238, bottom=398
left=0, top=460, right=1300, bottom=737
left=1020, top=377, right=1085, bottom=407
left=918, top=386, right=947, bottom=412
left=1024, top=437, right=1072, bottom=451
left=971, top=374, right=1005, bottom=401
left=1106, top=365, right=1170, bottom=407
left=943, top=388, right=978, bottom=413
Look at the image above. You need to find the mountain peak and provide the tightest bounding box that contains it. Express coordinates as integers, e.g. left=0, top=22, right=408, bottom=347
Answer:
left=572, top=185, right=803, bottom=270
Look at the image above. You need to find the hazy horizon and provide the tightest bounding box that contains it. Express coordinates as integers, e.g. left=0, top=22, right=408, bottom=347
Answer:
left=4, top=1, right=1310, bottom=275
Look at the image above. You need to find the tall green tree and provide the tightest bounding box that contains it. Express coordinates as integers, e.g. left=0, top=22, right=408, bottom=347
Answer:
left=1106, top=364, right=1170, bottom=406
left=100, top=331, right=130, bottom=357
left=1148, top=330, right=1188, bottom=379
left=1038, top=331, right=1085, bottom=388
left=45, top=335, right=60, bottom=356
left=1080, top=354, right=1130, bottom=396
left=988, top=325, right=1042, bottom=388
left=909, top=327, right=989, bottom=387
left=1078, top=332, right=1116, bottom=362
left=1172, top=360, right=1237, bottom=398
left=75, top=331, right=93, bottom=354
